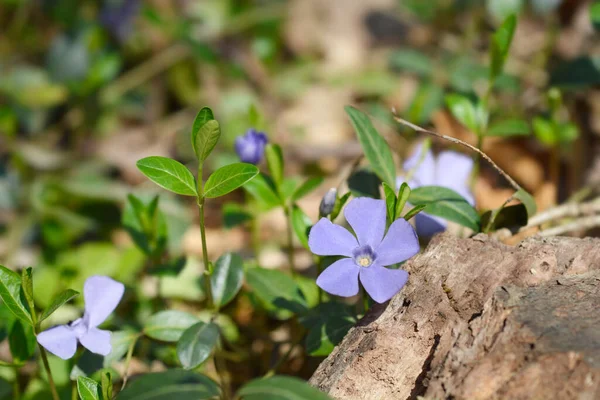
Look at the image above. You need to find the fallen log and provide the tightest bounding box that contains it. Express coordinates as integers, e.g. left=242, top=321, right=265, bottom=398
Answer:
left=309, top=233, right=600, bottom=400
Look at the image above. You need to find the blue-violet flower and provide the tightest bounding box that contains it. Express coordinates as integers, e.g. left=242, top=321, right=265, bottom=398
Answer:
left=235, top=129, right=268, bottom=164
left=37, top=276, right=124, bottom=359
left=402, top=141, right=474, bottom=237
left=308, top=197, right=419, bottom=303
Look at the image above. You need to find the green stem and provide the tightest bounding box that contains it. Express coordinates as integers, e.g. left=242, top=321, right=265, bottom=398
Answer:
left=198, top=197, right=214, bottom=310
left=12, top=367, right=20, bottom=400
left=38, top=344, right=60, bottom=400
left=316, top=256, right=324, bottom=304
left=283, top=206, right=297, bottom=277
left=121, top=334, right=141, bottom=391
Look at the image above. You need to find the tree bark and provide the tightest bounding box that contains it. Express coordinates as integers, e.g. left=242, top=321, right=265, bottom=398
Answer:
left=309, top=233, right=600, bottom=400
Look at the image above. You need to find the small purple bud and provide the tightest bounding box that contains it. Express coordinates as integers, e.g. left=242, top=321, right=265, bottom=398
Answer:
left=319, top=188, right=337, bottom=217
left=235, top=129, right=268, bottom=164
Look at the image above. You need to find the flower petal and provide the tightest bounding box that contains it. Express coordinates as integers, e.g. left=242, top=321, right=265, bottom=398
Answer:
left=436, top=151, right=474, bottom=205
left=344, top=197, right=386, bottom=248
left=83, top=276, right=125, bottom=328
left=403, top=141, right=436, bottom=187
left=359, top=264, right=409, bottom=303
left=375, top=218, right=420, bottom=266
left=316, top=258, right=360, bottom=298
left=415, top=212, right=447, bottom=237
left=308, top=218, right=358, bottom=257
left=37, top=325, right=78, bottom=360
left=79, top=328, right=112, bottom=356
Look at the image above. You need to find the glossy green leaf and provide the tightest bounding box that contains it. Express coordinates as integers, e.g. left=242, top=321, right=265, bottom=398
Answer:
left=0, top=265, right=32, bottom=324
left=396, top=182, right=411, bottom=219
left=203, top=163, right=259, bottom=198
left=77, top=376, right=101, bottom=400
left=291, top=205, right=312, bottom=250
left=101, top=372, right=112, bottom=400
left=144, top=310, right=200, bottom=342
left=193, top=120, right=220, bottom=162
left=246, top=268, right=307, bottom=319
left=239, top=376, right=332, bottom=400
left=345, top=106, right=396, bottom=187
left=9, top=320, right=36, bottom=363
left=136, top=156, right=197, bottom=196
left=409, top=186, right=480, bottom=231
left=300, top=302, right=356, bottom=356
left=191, top=107, right=216, bottom=159
left=291, top=177, right=324, bottom=202
left=330, top=192, right=351, bottom=221
left=487, top=119, right=530, bottom=137
left=403, top=204, right=426, bottom=221
left=117, top=370, right=220, bottom=400
left=514, top=188, right=537, bottom=218
left=382, top=182, right=397, bottom=222
left=211, top=252, right=244, bottom=308
left=21, top=268, right=35, bottom=317
left=39, top=289, right=79, bottom=323
left=490, top=14, right=517, bottom=83
left=177, top=321, right=220, bottom=369
left=243, top=173, right=282, bottom=210
left=265, top=144, right=284, bottom=187
left=445, top=94, right=478, bottom=133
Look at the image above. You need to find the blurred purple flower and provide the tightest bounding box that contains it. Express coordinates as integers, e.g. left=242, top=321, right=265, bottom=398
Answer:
left=37, top=276, right=124, bottom=360
left=402, top=142, right=474, bottom=237
left=308, top=197, right=419, bottom=303
left=235, top=129, right=267, bottom=164
left=100, top=0, right=140, bottom=41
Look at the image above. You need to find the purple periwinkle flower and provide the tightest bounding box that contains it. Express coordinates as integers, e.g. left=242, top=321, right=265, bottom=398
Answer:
left=100, top=0, right=141, bottom=42
left=235, top=129, right=268, bottom=164
left=308, top=197, right=419, bottom=303
left=402, top=142, right=474, bottom=237
left=37, top=276, right=124, bottom=360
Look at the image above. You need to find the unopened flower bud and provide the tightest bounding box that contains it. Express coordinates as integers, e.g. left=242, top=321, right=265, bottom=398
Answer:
left=319, top=188, right=337, bottom=217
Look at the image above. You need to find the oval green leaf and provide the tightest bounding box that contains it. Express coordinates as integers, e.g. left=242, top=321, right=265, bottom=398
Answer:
left=238, top=376, right=332, bottom=400
left=382, top=182, right=397, bottom=222
left=243, top=173, right=282, bottom=210
left=203, top=163, right=259, bottom=198
left=176, top=321, right=220, bottom=369
left=409, top=186, right=480, bottom=232
left=77, top=376, right=101, bottom=400
left=490, top=14, right=517, bottom=83
left=136, top=156, right=197, bottom=196
left=345, top=106, right=396, bottom=188
left=246, top=268, right=307, bottom=319
left=211, top=252, right=244, bottom=308
left=300, top=302, right=357, bottom=357
left=9, top=319, right=36, bottom=363
left=265, top=144, right=284, bottom=187
left=487, top=118, right=530, bottom=137
left=291, top=205, right=312, bottom=250
left=0, top=265, right=32, bottom=324
left=143, top=310, right=200, bottom=342
left=116, top=370, right=220, bottom=400
left=193, top=119, right=221, bottom=162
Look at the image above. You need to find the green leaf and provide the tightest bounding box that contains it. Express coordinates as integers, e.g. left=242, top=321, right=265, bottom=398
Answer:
left=558, top=122, right=579, bottom=144
left=21, top=268, right=35, bottom=317
left=382, top=182, right=397, bottom=222
left=291, top=205, right=312, bottom=250
left=514, top=188, right=537, bottom=218
left=177, top=321, right=220, bottom=369
left=243, top=173, right=282, bottom=210
left=265, top=144, right=284, bottom=188
left=191, top=107, right=215, bottom=158
left=211, top=252, right=244, bottom=308
left=39, top=289, right=79, bottom=323
left=348, top=169, right=381, bottom=199
left=406, top=82, right=444, bottom=124
left=396, top=182, right=411, bottom=219
left=136, top=156, right=197, bottom=197
left=291, top=177, right=324, bottom=203
left=101, top=372, right=112, bottom=400
left=345, top=106, right=396, bottom=187
left=0, top=265, right=32, bottom=324
left=238, top=376, right=332, bottom=400
left=193, top=119, right=221, bottom=162
left=490, top=14, right=517, bottom=83
left=481, top=204, right=528, bottom=232
left=223, top=203, right=253, bottom=229
left=445, top=94, right=478, bottom=133
left=203, top=163, right=259, bottom=198
left=487, top=0, right=523, bottom=22
left=300, top=302, right=356, bottom=356
left=409, top=186, right=481, bottom=232
left=330, top=192, right=351, bottom=221
left=549, top=56, right=600, bottom=89
left=144, top=310, right=200, bottom=342
left=389, top=49, right=434, bottom=77
left=532, top=117, right=555, bottom=147
left=77, top=376, right=101, bottom=400
left=246, top=268, right=307, bottom=319
left=117, top=370, right=220, bottom=400
left=9, top=320, right=36, bottom=363
left=592, top=2, right=600, bottom=31
left=403, top=204, right=426, bottom=221
left=487, top=119, right=530, bottom=137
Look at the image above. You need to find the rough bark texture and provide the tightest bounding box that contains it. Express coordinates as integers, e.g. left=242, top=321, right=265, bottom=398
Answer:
left=309, top=233, right=600, bottom=400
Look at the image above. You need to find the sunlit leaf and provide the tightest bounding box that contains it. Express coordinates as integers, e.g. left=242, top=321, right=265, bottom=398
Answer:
left=144, top=310, right=200, bottom=342
left=239, top=376, right=332, bottom=400
left=177, top=322, right=220, bottom=369
left=0, top=265, right=32, bottom=325
left=203, top=163, right=259, bottom=198
left=136, top=156, right=197, bottom=196
left=409, top=186, right=480, bottom=231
